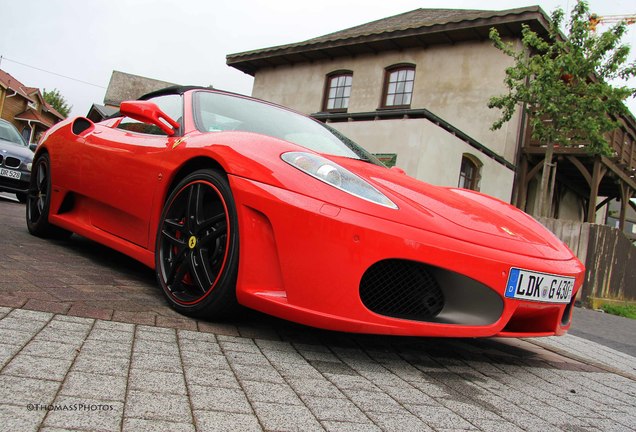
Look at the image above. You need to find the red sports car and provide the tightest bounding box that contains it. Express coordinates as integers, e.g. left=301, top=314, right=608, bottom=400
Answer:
left=27, top=86, right=584, bottom=337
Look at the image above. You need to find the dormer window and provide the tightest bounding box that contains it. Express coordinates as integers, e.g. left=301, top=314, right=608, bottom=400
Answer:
left=382, top=65, right=415, bottom=108
left=323, top=71, right=352, bottom=112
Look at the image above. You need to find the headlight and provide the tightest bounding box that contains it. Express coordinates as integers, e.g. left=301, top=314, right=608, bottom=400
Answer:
left=282, top=151, right=397, bottom=209
left=27, top=162, right=32, bottom=171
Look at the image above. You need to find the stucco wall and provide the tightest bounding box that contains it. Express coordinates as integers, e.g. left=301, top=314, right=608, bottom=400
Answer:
left=331, top=118, right=514, bottom=203
left=251, top=39, right=522, bottom=164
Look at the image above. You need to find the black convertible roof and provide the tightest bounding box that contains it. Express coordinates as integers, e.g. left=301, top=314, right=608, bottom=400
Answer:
left=139, top=85, right=212, bottom=100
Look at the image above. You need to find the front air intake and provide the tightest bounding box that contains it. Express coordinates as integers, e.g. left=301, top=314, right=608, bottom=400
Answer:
left=360, top=259, right=444, bottom=321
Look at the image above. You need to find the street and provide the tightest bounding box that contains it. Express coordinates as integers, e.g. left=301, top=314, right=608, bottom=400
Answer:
left=570, top=306, right=636, bottom=358
left=0, top=195, right=635, bottom=431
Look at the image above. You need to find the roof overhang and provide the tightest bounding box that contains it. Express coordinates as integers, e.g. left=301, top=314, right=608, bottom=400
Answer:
left=14, top=109, right=54, bottom=128
left=227, top=7, right=551, bottom=76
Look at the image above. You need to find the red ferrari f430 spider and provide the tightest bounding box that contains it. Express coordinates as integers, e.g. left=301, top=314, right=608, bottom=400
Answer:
left=27, top=86, right=584, bottom=337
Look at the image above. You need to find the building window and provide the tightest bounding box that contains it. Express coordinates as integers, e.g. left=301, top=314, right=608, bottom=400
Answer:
left=458, top=154, right=482, bottom=191
left=323, top=72, right=352, bottom=112
left=373, top=153, right=398, bottom=168
left=20, top=127, right=31, bottom=143
left=382, top=65, right=415, bottom=108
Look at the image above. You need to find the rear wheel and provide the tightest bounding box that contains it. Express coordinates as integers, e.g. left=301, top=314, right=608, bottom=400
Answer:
left=155, top=169, right=239, bottom=319
left=26, top=153, right=71, bottom=239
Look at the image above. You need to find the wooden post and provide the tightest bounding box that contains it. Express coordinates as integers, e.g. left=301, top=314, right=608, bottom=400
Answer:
left=537, top=142, right=554, bottom=217
left=547, top=161, right=558, bottom=218
left=516, top=155, right=529, bottom=209
left=523, top=158, right=546, bottom=216
left=586, top=158, right=607, bottom=224
left=618, top=183, right=634, bottom=232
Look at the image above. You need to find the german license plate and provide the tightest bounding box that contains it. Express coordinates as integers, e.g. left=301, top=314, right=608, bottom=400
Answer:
left=0, top=168, right=21, bottom=180
left=505, top=268, right=574, bottom=304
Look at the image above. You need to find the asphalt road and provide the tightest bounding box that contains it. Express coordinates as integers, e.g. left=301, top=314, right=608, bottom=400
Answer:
left=570, top=306, right=636, bottom=357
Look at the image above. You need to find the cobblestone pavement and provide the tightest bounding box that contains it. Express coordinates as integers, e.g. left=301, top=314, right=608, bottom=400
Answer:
left=1, top=307, right=635, bottom=432
left=1, top=197, right=635, bottom=431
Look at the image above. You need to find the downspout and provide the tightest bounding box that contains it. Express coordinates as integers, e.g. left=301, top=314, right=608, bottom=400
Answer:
left=511, top=100, right=528, bottom=208
left=510, top=44, right=532, bottom=209
left=28, top=120, right=35, bottom=144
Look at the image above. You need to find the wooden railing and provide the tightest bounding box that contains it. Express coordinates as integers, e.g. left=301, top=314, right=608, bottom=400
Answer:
left=524, top=114, right=636, bottom=173
left=612, top=118, right=636, bottom=170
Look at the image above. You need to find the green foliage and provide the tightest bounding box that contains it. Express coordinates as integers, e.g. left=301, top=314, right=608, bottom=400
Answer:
left=600, top=303, right=636, bottom=319
left=489, top=0, right=636, bottom=156
left=43, top=88, right=72, bottom=118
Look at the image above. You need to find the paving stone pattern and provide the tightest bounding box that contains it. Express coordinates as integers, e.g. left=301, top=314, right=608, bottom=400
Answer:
left=1, top=197, right=635, bottom=431
left=1, top=306, right=635, bottom=432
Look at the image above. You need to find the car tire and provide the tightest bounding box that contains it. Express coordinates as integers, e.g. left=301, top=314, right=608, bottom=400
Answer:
left=155, top=169, right=240, bottom=319
left=16, top=192, right=27, bottom=204
left=25, top=153, right=72, bottom=239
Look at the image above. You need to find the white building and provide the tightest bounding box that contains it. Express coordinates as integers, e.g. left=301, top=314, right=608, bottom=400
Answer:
left=227, top=6, right=636, bottom=230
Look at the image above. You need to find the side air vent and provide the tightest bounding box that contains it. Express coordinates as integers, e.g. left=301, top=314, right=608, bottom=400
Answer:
left=360, top=259, right=444, bottom=321
left=72, top=118, right=94, bottom=136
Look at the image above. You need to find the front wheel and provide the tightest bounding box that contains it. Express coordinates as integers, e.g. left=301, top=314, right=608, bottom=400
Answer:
left=155, top=169, right=239, bottom=319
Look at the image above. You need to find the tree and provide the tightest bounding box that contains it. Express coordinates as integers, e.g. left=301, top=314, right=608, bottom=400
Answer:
left=488, top=0, right=636, bottom=217
left=43, top=88, right=72, bottom=118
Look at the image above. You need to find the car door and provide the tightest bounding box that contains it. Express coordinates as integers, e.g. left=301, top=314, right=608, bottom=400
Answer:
left=82, top=93, right=183, bottom=249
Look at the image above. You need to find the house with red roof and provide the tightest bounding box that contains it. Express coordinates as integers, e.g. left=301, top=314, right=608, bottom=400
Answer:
left=0, top=69, right=65, bottom=144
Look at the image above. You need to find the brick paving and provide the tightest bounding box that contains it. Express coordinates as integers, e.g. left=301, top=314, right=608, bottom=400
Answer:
left=1, top=196, right=635, bottom=431
left=0, top=195, right=239, bottom=330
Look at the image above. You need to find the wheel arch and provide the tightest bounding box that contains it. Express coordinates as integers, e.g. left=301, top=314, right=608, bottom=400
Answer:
left=149, top=156, right=229, bottom=251
left=33, top=146, right=50, bottom=161
left=165, top=156, right=227, bottom=198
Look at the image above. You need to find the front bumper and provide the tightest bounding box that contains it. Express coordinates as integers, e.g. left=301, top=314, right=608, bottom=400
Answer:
left=0, top=170, right=31, bottom=194
left=230, top=175, right=584, bottom=337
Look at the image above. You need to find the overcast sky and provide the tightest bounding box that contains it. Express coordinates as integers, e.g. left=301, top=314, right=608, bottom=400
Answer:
left=1, top=0, right=634, bottom=117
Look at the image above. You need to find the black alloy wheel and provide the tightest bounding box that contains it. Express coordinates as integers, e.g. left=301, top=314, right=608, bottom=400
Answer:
left=26, top=153, right=71, bottom=239
left=156, top=169, right=239, bottom=318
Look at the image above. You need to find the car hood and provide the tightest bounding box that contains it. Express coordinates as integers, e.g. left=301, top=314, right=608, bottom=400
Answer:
left=0, top=139, right=33, bottom=161
left=334, top=157, right=574, bottom=261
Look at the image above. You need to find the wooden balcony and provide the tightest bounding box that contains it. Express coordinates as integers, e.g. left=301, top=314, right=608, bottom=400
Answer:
left=610, top=117, right=636, bottom=173
left=516, top=112, right=636, bottom=229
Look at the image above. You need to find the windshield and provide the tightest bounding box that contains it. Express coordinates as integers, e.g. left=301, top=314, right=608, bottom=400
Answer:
left=193, top=91, right=383, bottom=166
left=0, top=121, right=27, bottom=146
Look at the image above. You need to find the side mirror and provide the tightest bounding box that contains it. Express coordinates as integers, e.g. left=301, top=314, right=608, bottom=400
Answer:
left=29, top=143, right=37, bottom=152
left=119, top=100, right=179, bottom=136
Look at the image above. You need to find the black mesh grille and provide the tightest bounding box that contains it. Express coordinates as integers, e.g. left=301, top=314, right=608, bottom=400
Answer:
left=360, top=260, right=444, bottom=321
left=4, top=157, right=21, bottom=168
